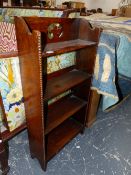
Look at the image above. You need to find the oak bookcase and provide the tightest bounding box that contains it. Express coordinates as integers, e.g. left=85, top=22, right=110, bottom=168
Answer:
left=15, top=16, right=100, bottom=171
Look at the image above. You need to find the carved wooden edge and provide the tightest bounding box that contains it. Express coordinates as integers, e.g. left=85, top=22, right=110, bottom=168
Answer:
left=78, top=18, right=102, bottom=43
left=15, top=16, right=46, bottom=170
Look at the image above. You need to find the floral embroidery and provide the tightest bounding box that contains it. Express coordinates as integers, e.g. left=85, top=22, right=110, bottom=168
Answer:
left=0, top=57, right=26, bottom=131
left=6, top=88, right=23, bottom=104
left=6, top=103, right=25, bottom=131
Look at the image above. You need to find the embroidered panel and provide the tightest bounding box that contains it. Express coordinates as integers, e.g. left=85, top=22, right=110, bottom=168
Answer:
left=0, top=57, right=26, bottom=131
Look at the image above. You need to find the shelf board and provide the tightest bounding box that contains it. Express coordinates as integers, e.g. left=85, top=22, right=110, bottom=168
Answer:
left=43, top=39, right=96, bottom=57
left=45, top=95, right=87, bottom=135
left=45, top=69, right=91, bottom=100
left=46, top=118, right=82, bottom=161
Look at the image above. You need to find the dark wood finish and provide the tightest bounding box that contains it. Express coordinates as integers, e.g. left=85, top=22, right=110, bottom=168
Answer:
left=86, top=90, right=100, bottom=127
left=75, top=19, right=101, bottom=127
left=0, top=139, right=10, bottom=175
left=46, top=118, right=83, bottom=161
left=15, top=16, right=47, bottom=171
left=43, top=39, right=96, bottom=57
left=2, top=124, right=26, bottom=141
left=45, top=95, right=87, bottom=134
left=0, top=0, right=3, bottom=6
left=0, top=95, right=9, bottom=175
left=45, top=70, right=91, bottom=100
left=47, top=66, right=75, bottom=79
left=72, top=19, right=101, bottom=128
left=11, top=0, right=21, bottom=6
left=0, top=94, right=9, bottom=131
left=0, top=8, right=84, bottom=175
left=23, top=0, right=38, bottom=6
left=15, top=16, right=100, bottom=171
left=23, top=17, right=79, bottom=42
left=0, top=51, right=18, bottom=59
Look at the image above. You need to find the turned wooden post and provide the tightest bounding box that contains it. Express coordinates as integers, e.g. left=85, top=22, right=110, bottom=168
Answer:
left=0, top=137, right=10, bottom=175
left=0, top=92, right=10, bottom=175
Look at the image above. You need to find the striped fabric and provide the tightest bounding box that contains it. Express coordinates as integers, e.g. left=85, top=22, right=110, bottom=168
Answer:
left=0, top=22, right=17, bottom=53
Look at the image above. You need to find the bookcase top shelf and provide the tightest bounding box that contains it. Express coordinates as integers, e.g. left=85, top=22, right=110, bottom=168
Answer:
left=43, top=39, right=97, bottom=57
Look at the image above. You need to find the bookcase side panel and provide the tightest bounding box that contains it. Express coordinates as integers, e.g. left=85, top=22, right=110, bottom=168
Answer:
left=15, top=17, right=46, bottom=170
left=76, top=19, right=101, bottom=127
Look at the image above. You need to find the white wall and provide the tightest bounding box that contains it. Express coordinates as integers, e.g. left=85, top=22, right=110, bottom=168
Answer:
left=56, top=0, right=121, bottom=13
left=86, top=0, right=121, bottom=13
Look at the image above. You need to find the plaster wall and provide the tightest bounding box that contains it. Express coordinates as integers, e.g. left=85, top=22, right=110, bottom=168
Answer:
left=56, top=0, right=121, bottom=13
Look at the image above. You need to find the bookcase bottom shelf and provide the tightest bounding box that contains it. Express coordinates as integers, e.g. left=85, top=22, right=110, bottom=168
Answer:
left=46, top=118, right=83, bottom=161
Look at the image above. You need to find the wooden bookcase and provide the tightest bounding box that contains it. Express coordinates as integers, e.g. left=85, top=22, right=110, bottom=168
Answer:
left=15, top=16, right=100, bottom=171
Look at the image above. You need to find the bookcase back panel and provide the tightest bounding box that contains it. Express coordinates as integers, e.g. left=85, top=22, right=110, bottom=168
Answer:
left=23, top=17, right=79, bottom=43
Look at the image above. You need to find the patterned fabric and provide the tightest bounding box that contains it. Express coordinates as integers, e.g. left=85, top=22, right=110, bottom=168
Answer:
left=79, top=15, right=131, bottom=110
left=92, top=32, right=120, bottom=98
left=92, top=31, right=131, bottom=110
left=0, top=22, right=17, bottom=53
left=0, top=57, right=25, bottom=131
left=117, top=32, right=131, bottom=77
left=0, top=8, right=63, bottom=23
left=79, top=13, right=112, bottom=21
left=79, top=15, right=131, bottom=34
left=47, top=52, right=75, bottom=74
left=0, top=8, right=76, bottom=131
